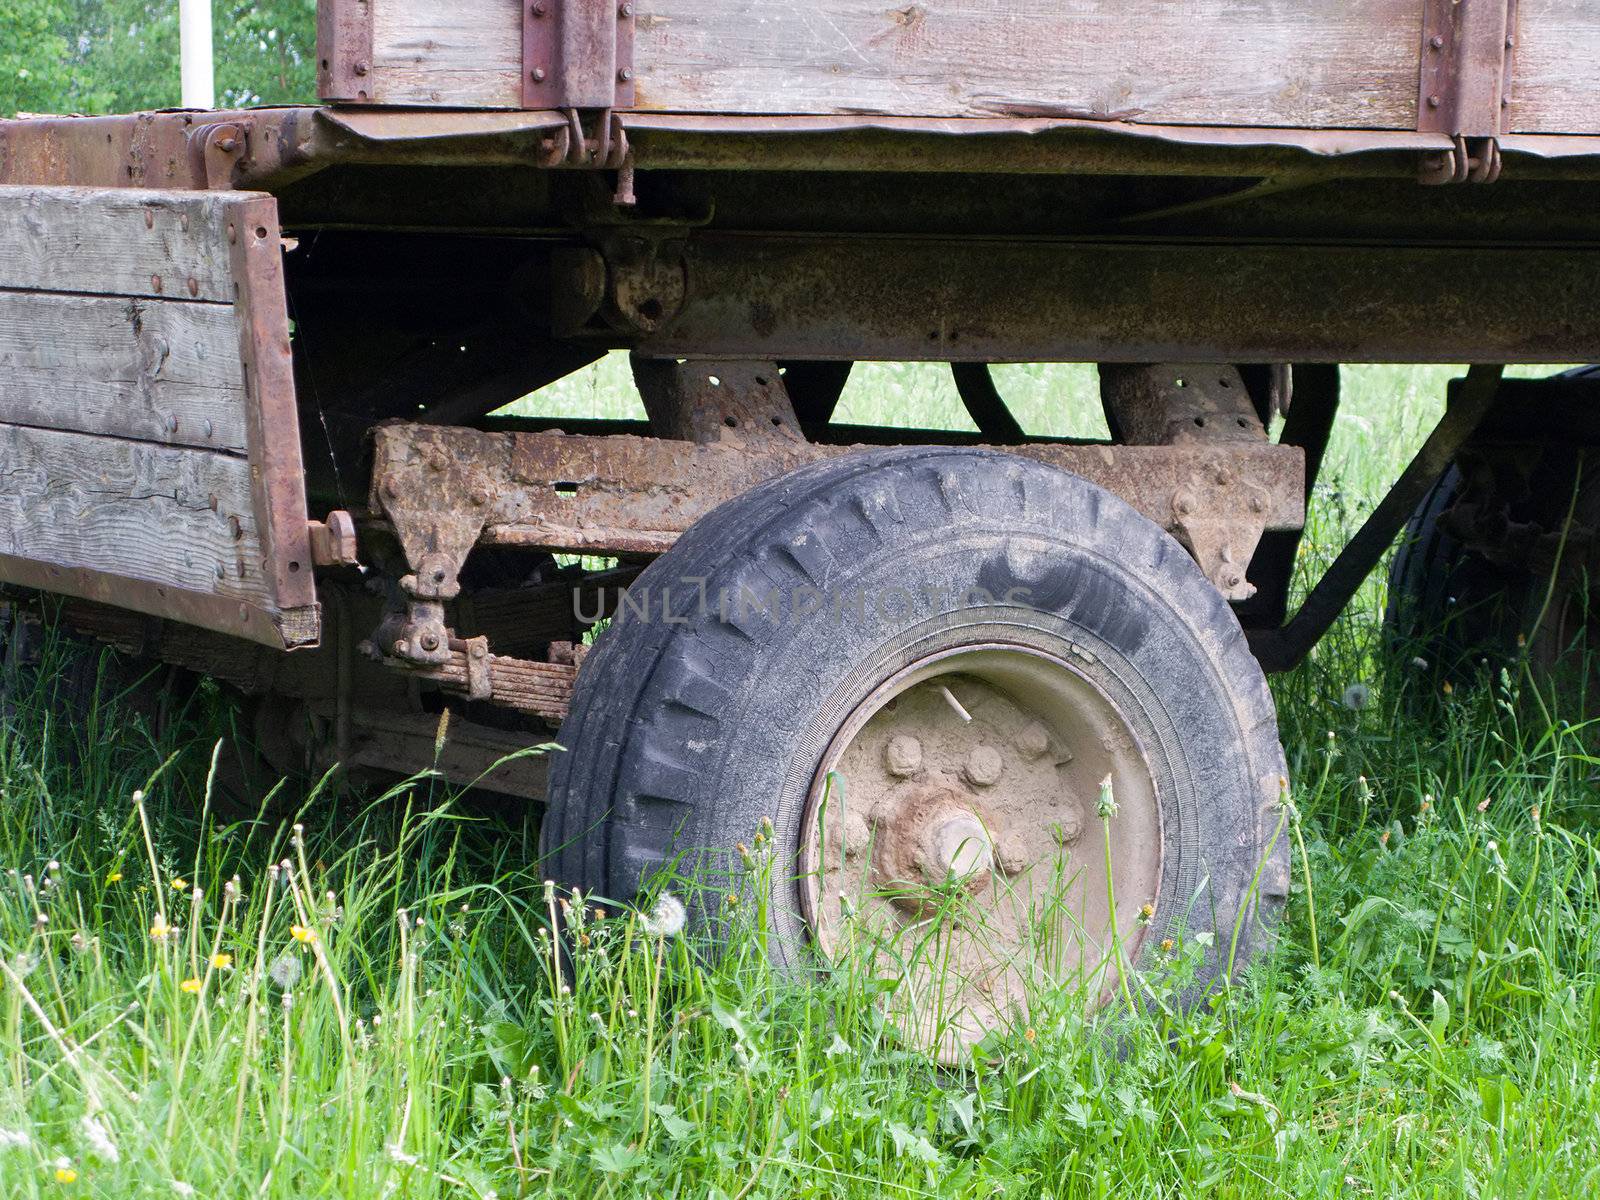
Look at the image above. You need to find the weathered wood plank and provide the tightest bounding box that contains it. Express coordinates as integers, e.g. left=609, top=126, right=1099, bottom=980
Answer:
left=0, top=185, right=249, bottom=301
left=1506, top=0, right=1600, bottom=135
left=0, top=289, right=249, bottom=453
left=0, top=422, right=272, bottom=608
left=357, top=0, right=1423, bottom=127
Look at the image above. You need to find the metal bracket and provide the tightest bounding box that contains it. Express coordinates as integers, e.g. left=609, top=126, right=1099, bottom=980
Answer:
left=1417, top=0, right=1518, bottom=184
left=189, top=122, right=248, bottom=191
left=316, top=0, right=375, bottom=102
left=307, top=510, right=360, bottom=568
left=523, top=0, right=636, bottom=110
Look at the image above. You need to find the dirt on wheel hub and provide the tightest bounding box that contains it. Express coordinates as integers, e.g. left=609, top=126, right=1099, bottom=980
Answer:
left=803, top=645, right=1161, bottom=1060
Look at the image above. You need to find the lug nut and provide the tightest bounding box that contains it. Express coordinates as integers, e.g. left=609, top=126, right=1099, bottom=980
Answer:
left=1052, top=806, right=1084, bottom=847
left=997, top=831, right=1031, bottom=874
left=841, top=810, right=871, bottom=859
left=928, top=814, right=993, bottom=884
left=419, top=632, right=441, bottom=652
left=963, top=745, right=1003, bottom=787
left=884, top=734, right=922, bottom=777
left=1015, top=720, right=1050, bottom=760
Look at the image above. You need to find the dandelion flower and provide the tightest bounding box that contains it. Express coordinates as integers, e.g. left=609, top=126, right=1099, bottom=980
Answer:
left=290, top=925, right=317, bottom=945
left=179, top=978, right=203, bottom=995
left=1160, top=938, right=1175, bottom=954
left=211, top=953, right=233, bottom=970
left=1138, top=903, right=1156, bottom=925
left=105, top=871, right=122, bottom=884
left=170, top=879, right=188, bottom=891
left=1341, top=683, right=1371, bottom=711
left=53, top=1158, right=77, bottom=1183
left=640, top=893, right=687, bottom=938
left=149, top=918, right=172, bottom=942
left=1441, top=680, right=1454, bottom=696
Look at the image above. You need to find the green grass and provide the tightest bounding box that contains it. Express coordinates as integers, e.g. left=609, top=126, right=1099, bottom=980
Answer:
left=3, top=364, right=1599, bottom=1197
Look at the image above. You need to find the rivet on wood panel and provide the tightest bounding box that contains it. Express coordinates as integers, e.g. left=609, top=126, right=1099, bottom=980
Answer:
left=151, top=274, right=163, bottom=293
left=186, top=277, right=198, bottom=296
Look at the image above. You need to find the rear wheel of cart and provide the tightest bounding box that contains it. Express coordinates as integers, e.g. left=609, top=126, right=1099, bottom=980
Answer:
left=543, top=447, right=1289, bottom=1058
left=1387, top=386, right=1600, bottom=710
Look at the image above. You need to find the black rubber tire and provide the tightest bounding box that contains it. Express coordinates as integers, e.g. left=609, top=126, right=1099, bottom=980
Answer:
left=542, top=447, right=1289, bottom=994
left=1384, top=465, right=1525, bottom=681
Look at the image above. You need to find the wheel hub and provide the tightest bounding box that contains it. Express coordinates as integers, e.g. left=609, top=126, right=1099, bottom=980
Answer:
left=801, top=645, right=1161, bottom=1061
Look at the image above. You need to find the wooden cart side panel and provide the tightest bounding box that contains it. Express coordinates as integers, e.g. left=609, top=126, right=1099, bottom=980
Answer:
left=330, top=0, right=1600, bottom=136
left=0, top=291, right=250, bottom=453
left=0, top=186, right=240, bottom=301
left=0, top=185, right=318, bottom=649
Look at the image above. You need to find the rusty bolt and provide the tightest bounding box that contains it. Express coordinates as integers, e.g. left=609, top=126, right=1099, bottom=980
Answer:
left=150, top=274, right=163, bottom=293
left=1427, top=94, right=1441, bottom=108
left=530, top=67, right=547, bottom=82
left=428, top=451, right=448, bottom=472
left=963, top=745, right=1004, bottom=787
left=1506, top=35, right=1515, bottom=47
left=1214, top=465, right=1234, bottom=487
left=352, top=61, right=370, bottom=76
left=884, top=734, right=922, bottom=777
left=394, top=639, right=410, bottom=657
left=382, top=475, right=401, bottom=499
left=470, top=487, right=489, bottom=507
left=186, top=276, right=198, bottom=296
left=1224, top=571, right=1244, bottom=591
left=216, top=136, right=239, bottom=153
left=228, top=515, right=243, bottom=541
left=618, top=68, right=634, bottom=83
left=419, top=632, right=441, bottom=653
left=1429, top=34, right=1443, bottom=49
left=619, top=2, right=633, bottom=14
left=530, top=1, right=546, bottom=13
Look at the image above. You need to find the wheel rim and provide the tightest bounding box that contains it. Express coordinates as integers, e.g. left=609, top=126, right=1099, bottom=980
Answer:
left=799, top=643, right=1162, bottom=1062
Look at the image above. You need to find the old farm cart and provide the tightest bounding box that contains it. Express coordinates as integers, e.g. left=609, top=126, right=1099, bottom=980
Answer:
left=5, top=0, right=1600, bottom=1051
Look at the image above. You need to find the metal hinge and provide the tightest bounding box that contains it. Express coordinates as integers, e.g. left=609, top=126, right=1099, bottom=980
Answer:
left=1417, top=0, right=1519, bottom=184
left=523, top=0, right=636, bottom=110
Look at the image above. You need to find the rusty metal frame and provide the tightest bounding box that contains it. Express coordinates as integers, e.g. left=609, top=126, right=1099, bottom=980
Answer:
left=522, top=0, right=635, bottom=111
left=1418, top=0, right=1519, bottom=138
left=369, top=424, right=1304, bottom=561
left=316, top=0, right=376, bottom=103
left=229, top=194, right=321, bottom=646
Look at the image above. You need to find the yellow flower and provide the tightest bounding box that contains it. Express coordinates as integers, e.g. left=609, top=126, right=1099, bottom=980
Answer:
left=105, top=871, right=122, bottom=884
left=180, top=978, right=202, bottom=994
left=54, top=1166, right=77, bottom=1184
left=1441, top=681, right=1454, bottom=696
left=211, top=952, right=233, bottom=970
left=149, top=917, right=172, bottom=941
left=290, top=925, right=317, bottom=945
left=170, top=878, right=188, bottom=891
left=1160, top=938, right=1175, bottom=954
left=1138, top=902, right=1156, bottom=925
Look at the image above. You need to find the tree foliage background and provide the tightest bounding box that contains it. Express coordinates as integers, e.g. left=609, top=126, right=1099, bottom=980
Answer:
left=1, top=1, right=317, bottom=117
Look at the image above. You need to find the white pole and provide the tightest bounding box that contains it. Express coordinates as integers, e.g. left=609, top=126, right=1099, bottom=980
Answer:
left=179, top=0, right=215, bottom=110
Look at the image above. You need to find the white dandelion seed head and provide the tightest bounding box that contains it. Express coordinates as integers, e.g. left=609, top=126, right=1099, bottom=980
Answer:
left=1342, top=683, right=1371, bottom=711
left=170, top=1182, right=197, bottom=1197
left=267, top=952, right=302, bottom=990
left=79, top=1115, right=119, bottom=1164
left=640, top=892, right=687, bottom=938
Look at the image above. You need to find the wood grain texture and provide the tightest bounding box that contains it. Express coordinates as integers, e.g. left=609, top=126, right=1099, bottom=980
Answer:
left=356, top=0, right=1421, bottom=126
left=0, top=422, right=271, bottom=607
left=1506, top=0, right=1600, bottom=134
left=0, top=289, right=249, bottom=453
left=0, top=185, right=248, bottom=301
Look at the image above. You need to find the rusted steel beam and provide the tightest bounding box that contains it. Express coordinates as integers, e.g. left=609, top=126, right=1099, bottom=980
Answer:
left=1249, top=365, right=1505, bottom=673
left=636, top=234, right=1600, bottom=364
left=368, top=424, right=1304, bottom=562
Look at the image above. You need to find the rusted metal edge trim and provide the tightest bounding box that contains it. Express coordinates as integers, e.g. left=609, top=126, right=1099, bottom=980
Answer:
left=316, top=0, right=375, bottom=103
left=228, top=194, right=321, bottom=626
left=0, top=554, right=315, bottom=650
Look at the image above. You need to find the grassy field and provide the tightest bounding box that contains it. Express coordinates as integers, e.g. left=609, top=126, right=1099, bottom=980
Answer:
left=2, top=363, right=1597, bottom=1198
